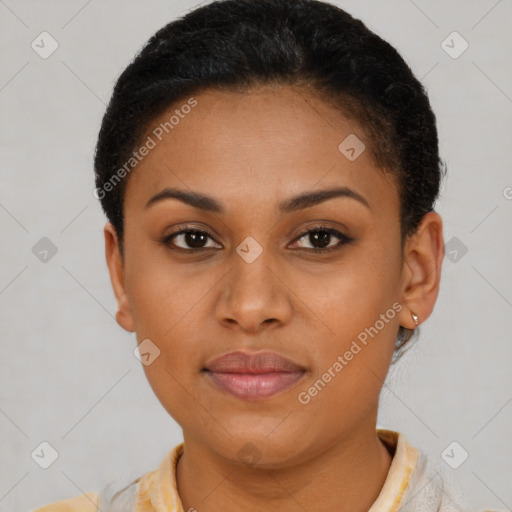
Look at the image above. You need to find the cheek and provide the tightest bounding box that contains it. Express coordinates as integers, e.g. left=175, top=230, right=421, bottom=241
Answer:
left=125, top=246, right=205, bottom=339
left=141, top=358, right=213, bottom=440
left=125, top=264, right=208, bottom=404
left=297, top=290, right=396, bottom=428
left=302, top=246, right=400, bottom=384
left=306, top=248, right=399, bottom=335
left=132, top=275, right=207, bottom=422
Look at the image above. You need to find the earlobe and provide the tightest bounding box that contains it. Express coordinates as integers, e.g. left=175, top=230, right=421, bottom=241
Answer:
left=398, top=212, right=445, bottom=330
left=103, top=222, right=135, bottom=333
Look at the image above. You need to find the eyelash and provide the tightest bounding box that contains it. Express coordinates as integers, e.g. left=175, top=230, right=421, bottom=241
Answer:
left=161, top=224, right=354, bottom=254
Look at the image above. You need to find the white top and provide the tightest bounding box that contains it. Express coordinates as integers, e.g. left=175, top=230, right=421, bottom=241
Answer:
left=32, top=429, right=502, bottom=512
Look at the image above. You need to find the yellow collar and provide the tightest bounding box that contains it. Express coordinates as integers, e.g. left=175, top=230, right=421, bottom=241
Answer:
left=134, top=428, right=419, bottom=512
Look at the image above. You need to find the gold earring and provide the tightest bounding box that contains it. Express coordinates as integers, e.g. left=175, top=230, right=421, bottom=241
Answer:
left=411, top=312, right=419, bottom=326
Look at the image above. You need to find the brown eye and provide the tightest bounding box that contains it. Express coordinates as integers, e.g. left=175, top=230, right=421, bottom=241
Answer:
left=163, top=228, right=221, bottom=251
left=290, top=226, right=353, bottom=253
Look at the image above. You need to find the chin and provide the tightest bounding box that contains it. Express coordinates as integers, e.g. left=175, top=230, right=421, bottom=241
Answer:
left=206, top=429, right=312, bottom=470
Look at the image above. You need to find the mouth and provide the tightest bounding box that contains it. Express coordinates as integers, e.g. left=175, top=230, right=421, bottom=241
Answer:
left=202, top=350, right=307, bottom=401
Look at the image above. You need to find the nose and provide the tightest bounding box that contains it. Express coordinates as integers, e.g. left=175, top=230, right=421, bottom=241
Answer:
left=215, top=249, right=293, bottom=333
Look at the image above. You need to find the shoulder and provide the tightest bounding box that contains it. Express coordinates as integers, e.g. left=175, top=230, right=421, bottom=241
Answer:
left=30, top=492, right=99, bottom=512
left=395, top=435, right=501, bottom=512
left=30, top=443, right=183, bottom=512
left=29, top=475, right=142, bottom=512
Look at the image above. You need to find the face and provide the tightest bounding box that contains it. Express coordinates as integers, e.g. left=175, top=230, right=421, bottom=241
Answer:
left=104, top=84, right=442, bottom=468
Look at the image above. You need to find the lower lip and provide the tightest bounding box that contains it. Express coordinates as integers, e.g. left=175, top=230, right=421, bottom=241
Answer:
left=204, top=371, right=305, bottom=400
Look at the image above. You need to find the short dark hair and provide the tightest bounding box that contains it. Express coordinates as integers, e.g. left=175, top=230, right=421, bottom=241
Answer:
left=94, top=0, right=446, bottom=360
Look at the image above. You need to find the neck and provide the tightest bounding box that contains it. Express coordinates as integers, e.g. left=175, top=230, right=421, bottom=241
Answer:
left=176, top=420, right=393, bottom=512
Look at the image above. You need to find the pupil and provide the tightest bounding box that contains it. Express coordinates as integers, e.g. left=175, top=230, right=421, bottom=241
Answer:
left=311, top=230, right=330, bottom=248
left=186, top=231, right=207, bottom=248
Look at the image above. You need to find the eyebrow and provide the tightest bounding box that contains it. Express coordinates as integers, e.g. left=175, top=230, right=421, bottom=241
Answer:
left=144, top=186, right=371, bottom=213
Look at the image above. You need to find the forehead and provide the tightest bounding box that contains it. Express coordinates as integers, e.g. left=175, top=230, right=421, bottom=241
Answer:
left=124, top=85, right=399, bottom=217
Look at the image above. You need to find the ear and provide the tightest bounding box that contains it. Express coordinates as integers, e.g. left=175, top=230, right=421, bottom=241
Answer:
left=104, top=222, right=135, bottom=332
left=398, top=212, right=445, bottom=329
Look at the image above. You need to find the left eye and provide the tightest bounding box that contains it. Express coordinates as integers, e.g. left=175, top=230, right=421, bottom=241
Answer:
left=289, top=227, right=352, bottom=252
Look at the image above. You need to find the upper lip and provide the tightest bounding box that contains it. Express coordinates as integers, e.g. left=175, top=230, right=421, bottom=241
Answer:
left=204, top=351, right=306, bottom=374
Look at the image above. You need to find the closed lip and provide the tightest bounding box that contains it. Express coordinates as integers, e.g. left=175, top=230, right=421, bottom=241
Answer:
left=203, top=350, right=306, bottom=374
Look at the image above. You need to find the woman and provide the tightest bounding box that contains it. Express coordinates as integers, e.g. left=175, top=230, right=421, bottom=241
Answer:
left=33, top=0, right=498, bottom=510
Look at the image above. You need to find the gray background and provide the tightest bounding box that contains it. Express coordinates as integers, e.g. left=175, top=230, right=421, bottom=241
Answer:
left=1, top=0, right=511, bottom=511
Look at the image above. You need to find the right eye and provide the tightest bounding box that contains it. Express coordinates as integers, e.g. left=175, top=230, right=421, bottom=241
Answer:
left=161, top=227, right=222, bottom=251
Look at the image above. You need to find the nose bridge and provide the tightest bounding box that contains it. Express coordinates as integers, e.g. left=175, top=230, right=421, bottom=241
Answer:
left=215, top=238, right=292, bottom=330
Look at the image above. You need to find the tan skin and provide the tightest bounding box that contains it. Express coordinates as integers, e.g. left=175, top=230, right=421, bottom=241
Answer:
left=104, top=84, right=444, bottom=511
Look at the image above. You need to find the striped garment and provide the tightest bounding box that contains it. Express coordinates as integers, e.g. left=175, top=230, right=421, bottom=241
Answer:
left=31, top=429, right=501, bottom=512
